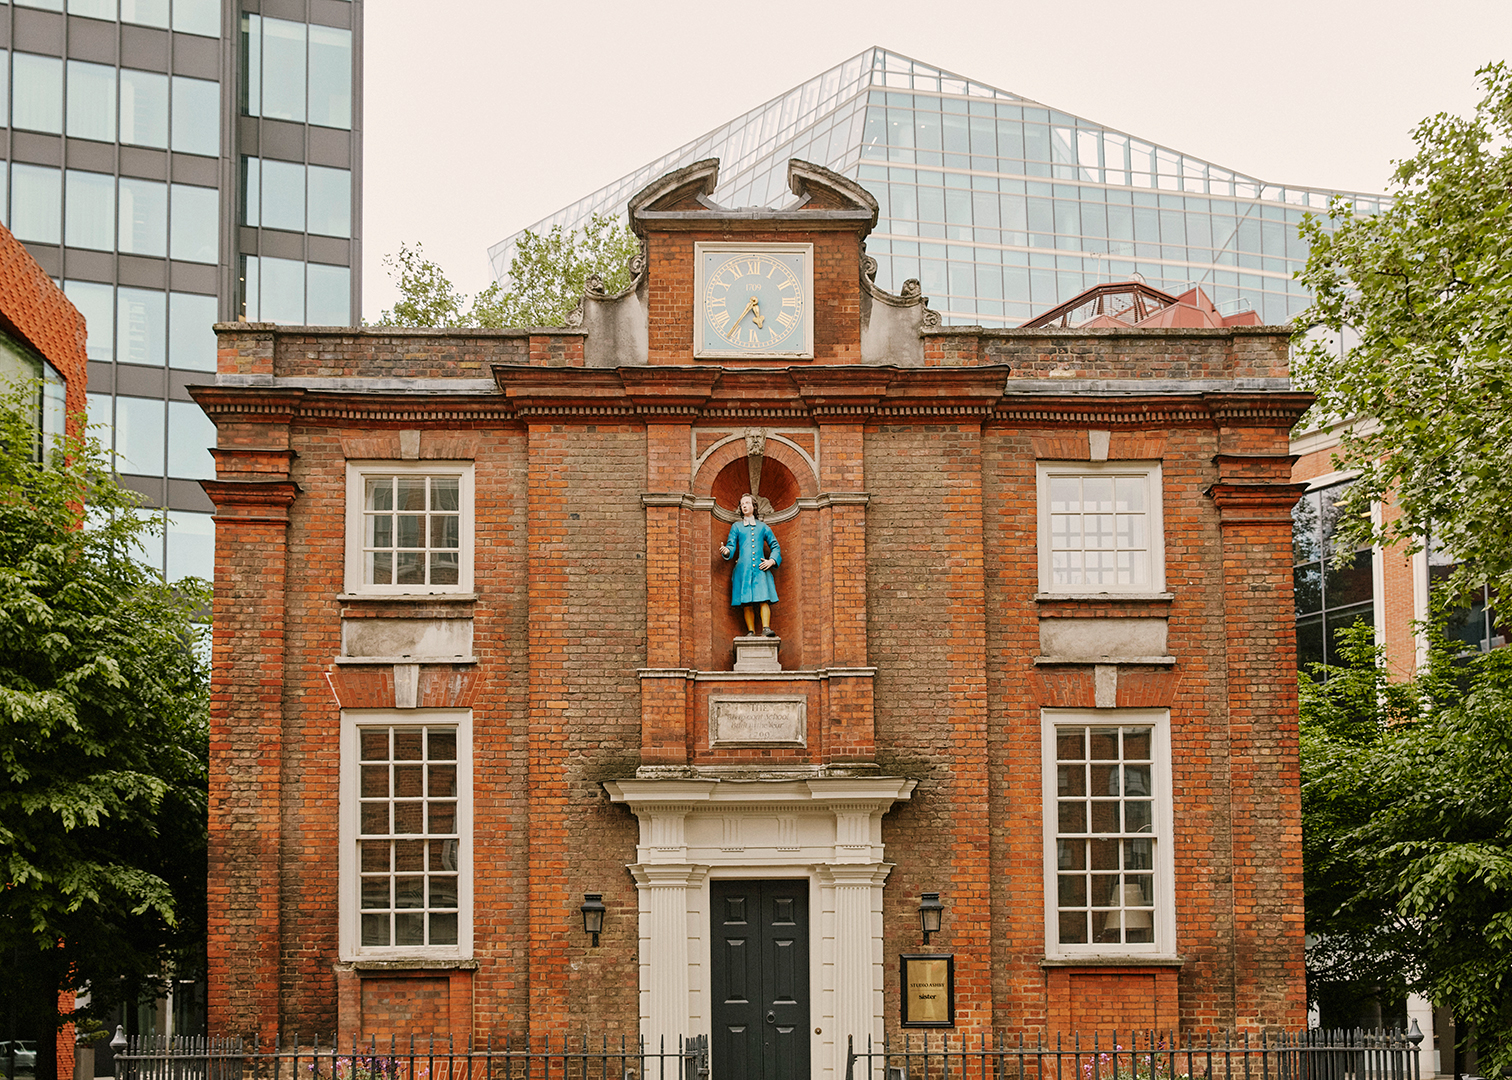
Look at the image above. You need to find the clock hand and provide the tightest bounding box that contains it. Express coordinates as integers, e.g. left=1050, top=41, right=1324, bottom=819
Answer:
left=750, top=300, right=764, bottom=329
left=727, top=296, right=758, bottom=338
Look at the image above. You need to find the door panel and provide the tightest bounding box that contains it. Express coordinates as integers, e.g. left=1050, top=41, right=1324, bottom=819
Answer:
left=712, top=880, right=810, bottom=1080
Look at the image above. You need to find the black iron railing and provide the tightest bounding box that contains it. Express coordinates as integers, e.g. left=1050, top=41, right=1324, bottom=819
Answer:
left=845, top=1029, right=1421, bottom=1080
left=114, top=1034, right=709, bottom=1080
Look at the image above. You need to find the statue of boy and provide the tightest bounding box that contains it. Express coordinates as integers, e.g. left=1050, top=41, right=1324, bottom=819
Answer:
left=719, top=493, right=781, bottom=637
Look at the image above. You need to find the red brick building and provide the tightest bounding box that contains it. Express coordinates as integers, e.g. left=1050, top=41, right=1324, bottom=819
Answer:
left=0, top=221, right=87, bottom=440
left=200, top=159, right=1309, bottom=1072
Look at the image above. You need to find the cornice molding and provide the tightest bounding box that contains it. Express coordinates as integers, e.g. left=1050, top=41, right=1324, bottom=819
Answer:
left=1206, top=481, right=1310, bottom=524
left=994, top=391, right=1312, bottom=428
left=189, top=385, right=306, bottom=423
left=199, top=370, right=1311, bottom=429
left=200, top=479, right=300, bottom=522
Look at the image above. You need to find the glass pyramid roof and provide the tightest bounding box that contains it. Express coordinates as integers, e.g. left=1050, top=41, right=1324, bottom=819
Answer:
left=486, top=47, right=1383, bottom=327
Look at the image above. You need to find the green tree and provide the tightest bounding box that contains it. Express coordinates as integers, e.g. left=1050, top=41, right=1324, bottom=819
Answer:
left=1294, top=62, right=1512, bottom=608
left=0, top=385, right=209, bottom=1069
left=1302, top=626, right=1512, bottom=1073
left=377, top=214, right=640, bottom=328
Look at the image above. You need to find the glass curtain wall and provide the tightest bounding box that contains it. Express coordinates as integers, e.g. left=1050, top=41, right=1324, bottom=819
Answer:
left=1, top=0, right=362, bottom=585
left=1292, top=481, right=1375, bottom=674
left=488, top=47, right=1383, bottom=327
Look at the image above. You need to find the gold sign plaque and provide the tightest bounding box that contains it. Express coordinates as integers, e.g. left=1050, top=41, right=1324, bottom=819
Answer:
left=901, top=954, right=955, bottom=1027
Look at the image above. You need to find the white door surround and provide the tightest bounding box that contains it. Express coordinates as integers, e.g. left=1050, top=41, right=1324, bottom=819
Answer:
left=604, top=776, right=916, bottom=1080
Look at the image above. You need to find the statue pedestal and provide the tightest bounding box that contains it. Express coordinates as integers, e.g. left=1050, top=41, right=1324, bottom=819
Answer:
left=733, top=634, right=781, bottom=673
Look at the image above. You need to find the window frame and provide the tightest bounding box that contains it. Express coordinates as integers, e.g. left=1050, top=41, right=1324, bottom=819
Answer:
left=1036, top=460, right=1165, bottom=595
left=343, top=460, right=474, bottom=596
left=1040, top=708, right=1176, bottom=959
left=339, top=709, right=473, bottom=962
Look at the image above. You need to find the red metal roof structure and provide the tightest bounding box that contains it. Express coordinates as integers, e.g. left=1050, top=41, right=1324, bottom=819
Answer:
left=1023, top=279, right=1263, bottom=331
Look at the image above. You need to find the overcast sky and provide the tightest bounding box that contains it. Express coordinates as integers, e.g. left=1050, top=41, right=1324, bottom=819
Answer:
left=360, top=0, right=1509, bottom=319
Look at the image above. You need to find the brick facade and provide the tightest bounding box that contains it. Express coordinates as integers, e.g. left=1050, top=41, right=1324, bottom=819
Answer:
left=200, top=161, right=1307, bottom=1061
left=0, top=221, right=87, bottom=435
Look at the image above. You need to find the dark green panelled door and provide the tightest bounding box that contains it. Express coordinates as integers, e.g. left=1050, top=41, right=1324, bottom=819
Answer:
left=710, top=880, right=810, bottom=1080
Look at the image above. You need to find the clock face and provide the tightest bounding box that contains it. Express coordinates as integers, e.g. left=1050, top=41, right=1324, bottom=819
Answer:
left=696, top=244, right=812, bottom=358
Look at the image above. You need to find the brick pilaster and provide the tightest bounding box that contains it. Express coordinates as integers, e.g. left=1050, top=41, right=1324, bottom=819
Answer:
left=1210, top=477, right=1309, bottom=1030
left=525, top=421, right=572, bottom=1034
left=202, top=479, right=297, bottom=1038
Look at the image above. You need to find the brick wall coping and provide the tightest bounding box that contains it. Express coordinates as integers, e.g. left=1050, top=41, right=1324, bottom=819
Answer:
left=214, top=375, right=502, bottom=392
left=1006, top=377, right=1292, bottom=393
left=1039, top=956, right=1186, bottom=968
left=213, top=322, right=586, bottom=338
left=635, top=208, right=875, bottom=229
left=923, top=324, right=1290, bottom=340
left=211, top=372, right=1297, bottom=397
left=213, top=324, right=1287, bottom=344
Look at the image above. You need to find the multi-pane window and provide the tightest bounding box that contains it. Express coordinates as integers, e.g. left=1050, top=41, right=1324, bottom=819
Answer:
left=241, top=255, right=352, bottom=325
left=1044, top=712, right=1171, bottom=956
left=1038, top=463, right=1163, bottom=593
left=242, top=157, right=352, bottom=237
left=357, top=724, right=460, bottom=950
left=1428, top=532, right=1507, bottom=655
left=363, top=475, right=460, bottom=587
left=1292, top=480, right=1374, bottom=674
left=63, top=0, right=220, bottom=33
left=346, top=464, right=473, bottom=595
left=241, top=15, right=353, bottom=130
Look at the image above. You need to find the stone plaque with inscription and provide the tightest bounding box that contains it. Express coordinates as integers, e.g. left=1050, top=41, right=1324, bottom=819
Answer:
left=709, top=694, right=807, bottom=746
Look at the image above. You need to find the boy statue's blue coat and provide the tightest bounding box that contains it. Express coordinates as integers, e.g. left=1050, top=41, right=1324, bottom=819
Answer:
left=722, top=518, right=781, bottom=606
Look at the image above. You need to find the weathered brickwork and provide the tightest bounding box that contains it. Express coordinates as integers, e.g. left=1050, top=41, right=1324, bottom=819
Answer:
left=201, top=160, right=1308, bottom=1053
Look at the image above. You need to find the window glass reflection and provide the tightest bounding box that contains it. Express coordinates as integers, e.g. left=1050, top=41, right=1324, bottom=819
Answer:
left=308, top=25, right=352, bottom=129
left=245, top=255, right=306, bottom=324
left=119, top=0, right=168, bottom=27
left=117, top=286, right=167, bottom=366
left=1293, top=481, right=1375, bottom=677
left=86, top=392, right=113, bottom=455
left=64, top=281, right=115, bottom=362
left=11, top=163, right=62, bottom=244
left=260, top=17, right=307, bottom=122
left=307, top=166, right=350, bottom=237
left=260, top=159, right=305, bottom=232
left=65, top=170, right=115, bottom=250
left=172, top=0, right=219, bottom=36
left=118, top=177, right=168, bottom=256
left=115, top=395, right=165, bottom=475
left=120, top=68, right=169, bottom=148
left=167, top=511, right=215, bottom=582
left=13, top=53, right=63, bottom=133
left=66, top=60, right=116, bottom=141
left=167, top=400, right=215, bottom=479
left=170, top=184, right=219, bottom=264
left=67, top=0, right=117, bottom=16
left=306, top=262, right=350, bottom=325
left=171, top=76, right=220, bottom=156
left=168, top=292, right=219, bottom=372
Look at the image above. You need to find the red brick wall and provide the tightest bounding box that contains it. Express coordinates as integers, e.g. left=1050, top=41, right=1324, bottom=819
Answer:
left=644, top=229, right=861, bottom=364
left=204, top=215, right=1306, bottom=1042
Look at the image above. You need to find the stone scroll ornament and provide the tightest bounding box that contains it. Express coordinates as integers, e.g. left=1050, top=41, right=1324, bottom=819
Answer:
left=719, top=430, right=782, bottom=637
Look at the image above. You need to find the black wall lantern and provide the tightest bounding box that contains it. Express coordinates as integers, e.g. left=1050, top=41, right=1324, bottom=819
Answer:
left=919, top=892, right=944, bottom=944
left=580, top=893, right=606, bottom=946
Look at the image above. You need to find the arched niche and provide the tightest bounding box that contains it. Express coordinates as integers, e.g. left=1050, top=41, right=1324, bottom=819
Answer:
left=696, top=434, right=819, bottom=671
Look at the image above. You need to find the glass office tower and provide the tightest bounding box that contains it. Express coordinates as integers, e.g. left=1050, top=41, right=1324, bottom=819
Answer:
left=489, top=47, right=1380, bottom=328
left=0, top=0, right=363, bottom=582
